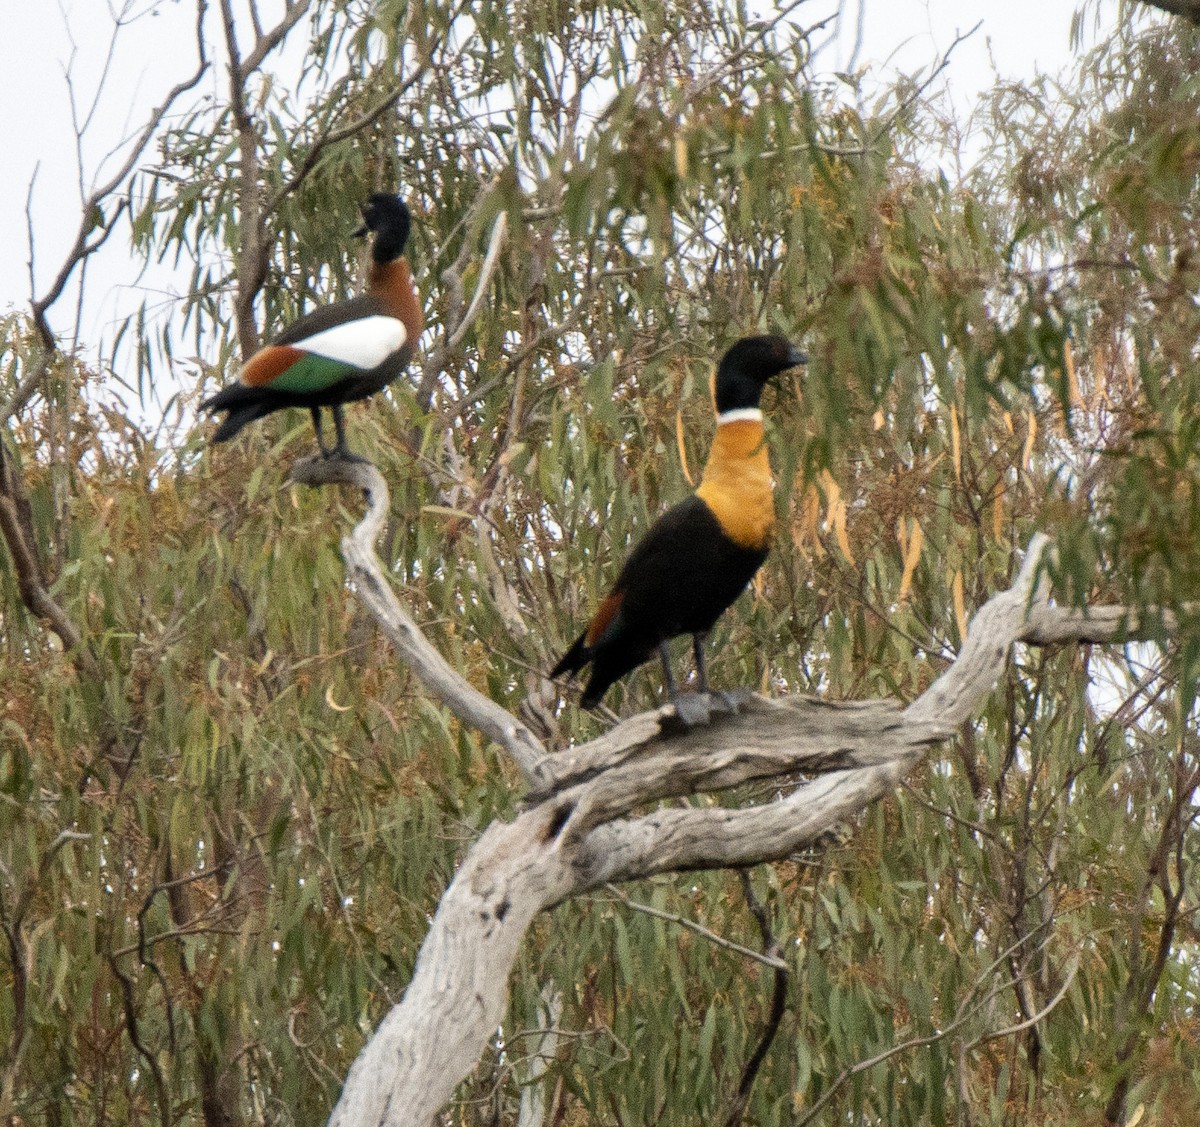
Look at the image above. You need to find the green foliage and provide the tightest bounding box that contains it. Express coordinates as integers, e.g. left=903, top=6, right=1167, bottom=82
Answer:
left=4, top=3, right=1200, bottom=1125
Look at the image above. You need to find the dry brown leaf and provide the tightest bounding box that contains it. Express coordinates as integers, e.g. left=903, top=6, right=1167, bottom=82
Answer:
left=950, top=403, right=962, bottom=483
left=1065, top=338, right=1080, bottom=406
left=1022, top=409, right=1037, bottom=474
left=952, top=570, right=968, bottom=643
left=675, top=408, right=694, bottom=486
left=795, top=481, right=824, bottom=556
left=833, top=503, right=855, bottom=565
left=674, top=134, right=688, bottom=180
left=817, top=471, right=855, bottom=563
left=897, top=517, right=923, bottom=603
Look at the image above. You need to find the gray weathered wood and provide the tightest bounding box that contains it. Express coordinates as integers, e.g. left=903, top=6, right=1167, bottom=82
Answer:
left=307, top=472, right=1156, bottom=1127
left=290, top=457, right=547, bottom=783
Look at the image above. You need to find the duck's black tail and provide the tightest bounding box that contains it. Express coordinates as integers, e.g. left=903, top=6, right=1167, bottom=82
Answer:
left=550, top=631, right=589, bottom=682
left=201, top=385, right=277, bottom=443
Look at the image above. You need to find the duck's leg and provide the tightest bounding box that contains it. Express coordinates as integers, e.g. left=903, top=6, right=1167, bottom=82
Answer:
left=692, top=631, right=744, bottom=716
left=692, top=632, right=710, bottom=694
left=310, top=407, right=333, bottom=458
left=331, top=404, right=368, bottom=463
left=663, top=639, right=713, bottom=728
left=658, top=641, right=678, bottom=697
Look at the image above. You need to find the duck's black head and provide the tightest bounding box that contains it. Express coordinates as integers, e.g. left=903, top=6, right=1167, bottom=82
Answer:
left=358, top=194, right=411, bottom=262
left=714, top=334, right=807, bottom=414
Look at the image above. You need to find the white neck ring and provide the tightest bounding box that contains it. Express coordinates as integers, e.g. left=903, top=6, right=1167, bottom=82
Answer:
left=716, top=407, right=763, bottom=425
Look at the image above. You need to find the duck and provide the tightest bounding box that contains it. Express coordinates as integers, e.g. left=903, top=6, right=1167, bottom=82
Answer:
left=552, top=334, right=806, bottom=721
left=202, top=193, right=423, bottom=461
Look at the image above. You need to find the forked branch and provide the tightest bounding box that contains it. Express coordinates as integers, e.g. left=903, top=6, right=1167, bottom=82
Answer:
left=25, top=0, right=210, bottom=356
left=289, top=458, right=546, bottom=781
left=306, top=467, right=1162, bottom=1127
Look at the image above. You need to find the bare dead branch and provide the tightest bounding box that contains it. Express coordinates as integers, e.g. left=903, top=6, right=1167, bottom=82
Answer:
left=314, top=466, right=1170, bottom=1127
left=27, top=0, right=209, bottom=353
left=534, top=694, right=945, bottom=812
left=0, top=441, right=99, bottom=678
left=287, top=457, right=547, bottom=780
left=1020, top=601, right=1185, bottom=645
left=721, top=871, right=787, bottom=1127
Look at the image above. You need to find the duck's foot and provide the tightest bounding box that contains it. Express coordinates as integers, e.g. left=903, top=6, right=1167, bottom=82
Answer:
left=670, top=692, right=714, bottom=729
left=707, top=688, right=752, bottom=715
left=660, top=688, right=754, bottom=734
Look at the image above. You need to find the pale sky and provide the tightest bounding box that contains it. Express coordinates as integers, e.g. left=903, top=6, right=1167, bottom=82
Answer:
left=0, top=0, right=1119, bottom=371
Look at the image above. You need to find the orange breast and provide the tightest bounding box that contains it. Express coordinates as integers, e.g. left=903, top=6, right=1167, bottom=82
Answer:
left=369, top=258, right=424, bottom=346
left=694, top=419, right=775, bottom=550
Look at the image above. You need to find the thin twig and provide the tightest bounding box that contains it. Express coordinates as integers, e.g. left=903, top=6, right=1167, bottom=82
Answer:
left=288, top=457, right=547, bottom=781
left=866, top=22, right=983, bottom=148
left=603, top=885, right=790, bottom=972
left=236, top=0, right=310, bottom=78
left=721, top=872, right=788, bottom=1127
left=0, top=441, right=100, bottom=678
left=686, top=0, right=814, bottom=102
left=794, top=926, right=1067, bottom=1127
left=960, top=957, right=1081, bottom=1052
left=266, top=51, right=429, bottom=213
left=27, top=0, right=209, bottom=351
left=446, top=211, right=509, bottom=352
left=107, top=951, right=172, bottom=1127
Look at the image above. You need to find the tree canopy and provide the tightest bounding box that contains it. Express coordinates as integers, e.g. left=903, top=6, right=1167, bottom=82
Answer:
left=2, top=2, right=1200, bottom=1125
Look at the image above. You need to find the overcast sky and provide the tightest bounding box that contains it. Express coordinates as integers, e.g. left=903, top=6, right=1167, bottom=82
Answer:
left=0, top=0, right=1120, bottom=368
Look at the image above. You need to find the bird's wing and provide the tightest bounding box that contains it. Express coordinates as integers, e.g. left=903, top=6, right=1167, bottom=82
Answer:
left=241, top=296, right=408, bottom=393
left=288, top=315, right=408, bottom=368
left=271, top=294, right=383, bottom=345
left=612, top=496, right=716, bottom=590
left=582, top=591, right=625, bottom=649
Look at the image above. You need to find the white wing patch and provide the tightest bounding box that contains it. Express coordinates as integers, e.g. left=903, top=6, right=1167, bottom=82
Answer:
left=296, top=315, right=408, bottom=369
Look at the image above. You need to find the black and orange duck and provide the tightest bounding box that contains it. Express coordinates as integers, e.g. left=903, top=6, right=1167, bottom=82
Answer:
left=552, top=334, right=806, bottom=720
left=202, top=193, right=423, bottom=460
